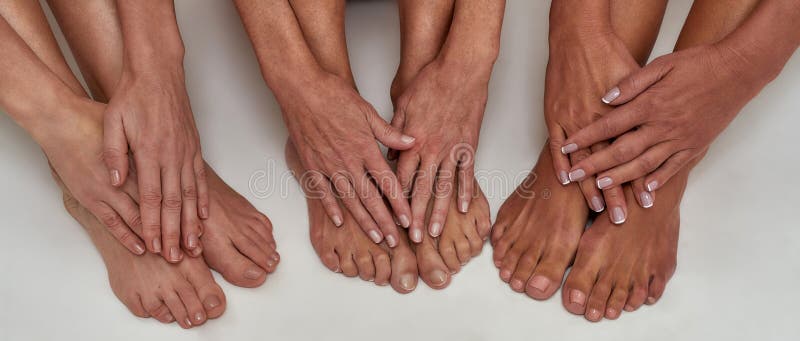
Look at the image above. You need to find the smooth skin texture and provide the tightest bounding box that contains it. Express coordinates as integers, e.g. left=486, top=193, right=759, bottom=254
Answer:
left=108, top=0, right=209, bottom=262
left=234, top=0, right=414, bottom=247
left=45, top=0, right=281, bottom=289
left=563, top=0, right=800, bottom=196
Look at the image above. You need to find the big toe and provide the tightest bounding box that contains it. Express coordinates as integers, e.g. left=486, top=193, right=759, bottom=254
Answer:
left=415, top=239, right=451, bottom=289
left=203, top=239, right=268, bottom=288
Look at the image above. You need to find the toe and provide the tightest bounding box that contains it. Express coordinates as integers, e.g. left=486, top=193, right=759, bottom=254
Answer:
left=319, top=250, right=341, bottom=273
left=389, top=245, right=418, bottom=294
left=175, top=284, right=207, bottom=327
left=203, top=241, right=267, bottom=288
left=509, top=249, right=540, bottom=293
left=354, top=251, right=376, bottom=282
left=233, top=233, right=277, bottom=273
left=499, top=243, right=526, bottom=283
left=185, top=266, right=227, bottom=319
left=491, top=226, right=517, bottom=266
left=625, top=281, right=649, bottom=311
left=163, top=292, right=192, bottom=329
left=122, top=294, right=149, bottom=319
left=605, top=286, right=628, bottom=320
left=584, top=278, right=613, bottom=322
left=416, top=240, right=450, bottom=289
left=142, top=296, right=174, bottom=323
left=526, top=250, right=573, bottom=300
left=439, top=240, right=462, bottom=274
left=453, top=236, right=473, bottom=266
left=562, top=266, right=599, bottom=316
left=371, top=251, right=391, bottom=286
left=647, top=275, right=667, bottom=305
left=463, top=222, right=485, bottom=257
left=338, top=250, right=358, bottom=277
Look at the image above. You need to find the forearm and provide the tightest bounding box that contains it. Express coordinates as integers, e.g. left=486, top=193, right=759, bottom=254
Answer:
left=549, top=0, right=613, bottom=40
left=116, top=0, right=185, bottom=72
left=439, top=0, right=506, bottom=70
left=233, top=0, right=323, bottom=97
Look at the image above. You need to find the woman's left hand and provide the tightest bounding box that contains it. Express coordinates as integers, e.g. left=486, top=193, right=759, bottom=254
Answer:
left=561, top=44, right=771, bottom=193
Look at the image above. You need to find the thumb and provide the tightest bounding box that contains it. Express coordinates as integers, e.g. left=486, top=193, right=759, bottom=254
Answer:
left=102, top=110, right=130, bottom=187
left=368, top=109, right=415, bottom=151
left=602, top=57, right=673, bottom=105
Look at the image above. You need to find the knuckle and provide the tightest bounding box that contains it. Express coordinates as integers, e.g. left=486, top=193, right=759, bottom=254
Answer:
left=637, top=156, right=658, bottom=174
left=99, top=211, right=122, bottom=228
left=182, top=185, right=198, bottom=199
left=611, top=145, right=632, bottom=163
left=162, top=194, right=183, bottom=210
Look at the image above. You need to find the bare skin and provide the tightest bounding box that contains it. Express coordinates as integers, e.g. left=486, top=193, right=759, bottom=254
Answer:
left=43, top=0, right=280, bottom=288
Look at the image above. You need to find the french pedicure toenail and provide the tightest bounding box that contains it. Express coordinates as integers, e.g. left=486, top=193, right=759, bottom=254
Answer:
left=204, top=295, right=221, bottom=309
left=596, top=177, right=613, bottom=189
left=400, top=274, right=416, bottom=291
left=591, top=196, right=605, bottom=213
left=647, top=296, right=657, bottom=304
left=430, top=270, right=447, bottom=285
left=640, top=191, right=654, bottom=208
left=602, top=86, right=620, bottom=104
left=568, top=169, right=586, bottom=182
left=430, top=223, right=442, bottom=236
left=194, top=312, right=204, bottom=322
left=569, top=289, right=586, bottom=305
left=398, top=215, right=410, bottom=228
left=368, top=230, right=382, bottom=243
left=529, top=275, right=551, bottom=292
left=646, top=180, right=659, bottom=192
left=611, top=207, right=626, bottom=224
left=244, top=267, right=264, bottom=280
left=558, top=171, right=570, bottom=185
left=561, top=143, right=578, bottom=154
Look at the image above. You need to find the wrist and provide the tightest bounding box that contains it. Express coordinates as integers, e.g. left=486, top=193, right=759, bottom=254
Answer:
left=438, top=42, right=498, bottom=78
left=25, top=92, right=92, bottom=146
left=549, top=0, right=614, bottom=42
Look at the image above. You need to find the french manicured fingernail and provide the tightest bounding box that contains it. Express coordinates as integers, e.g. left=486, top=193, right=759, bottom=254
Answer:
left=385, top=234, right=397, bottom=247
left=204, top=295, right=221, bottom=309
left=558, top=171, right=570, bottom=185
left=561, top=143, right=578, bottom=154
left=244, top=267, right=264, bottom=279
left=529, top=275, right=551, bottom=292
left=200, top=207, right=209, bottom=219
left=368, top=230, right=382, bottom=243
left=332, top=215, right=343, bottom=227
left=170, top=247, right=181, bottom=262
left=597, top=177, right=613, bottom=189
left=110, top=169, right=121, bottom=186
left=570, top=289, right=586, bottom=305
left=152, top=237, right=161, bottom=253
left=640, top=191, right=654, bottom=208
left=602, top=86, right=620, bottom=104
left=188, top=233, right=198, bottom=248
left=568, top=169, right=586, bottom=182
left=646, top=180, right=659, bottom=192
left=611, top=207, right=626, bottom=224
left=398, top=214, right=410, bottom=228
left=410, top=228, right=422, bottom=243
left=591, top=196, right=605, bottom=212
left=430, top=222, right=442, bottom=236
left=133, top=243, right=145, bottom=255
left=401, top=135, right=415, bottom=144
left=459, top=200, right=469, bottom=213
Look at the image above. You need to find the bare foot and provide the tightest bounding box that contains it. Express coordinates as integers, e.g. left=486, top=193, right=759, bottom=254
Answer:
left=199, top=166, right=280, bottom=288
left=414, top=180, right=491, bottom=289
left=286, top=141, right=419, bottom=294
left=491, top=146, right=588, bottom=299
left=61, top=191, right=226, bottom=329
left=561, top=171, right=686, bottom=322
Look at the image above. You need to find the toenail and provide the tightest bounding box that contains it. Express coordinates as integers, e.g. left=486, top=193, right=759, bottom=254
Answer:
left=170, top=247, right=181, bottom=262
left=568, top=169, right=585, bottom=182
left=385, top=235, right=397, bottom=247
left=194, top=312, right=204, bottom=322
left=430, top=222, right=442, bottom=237
left=184, top=317, right=192, bottom=327
left=529, top=275, right=551, bottom=292
left=204, top=295, right=221, bottom=309
left=499, top=269, right=512, bottom=281
left=586, top=308, right=602, bottom=321
left=164, top=313, right=174, bottom=322
left=591, top=196, right=605, bottom=213
left=188, top=234, right=199, bottom=248
left=398, top=214, right=410, bottom=228
left=271, top=253, right=280, bottom=262
left=596, top=177, right=613, bottom=189
left=400, top=274, right=416, bottom=291
left=493, top=259, right=502, bottom=267
left=640, top=191, right=654, bottom=208
left=244, top=267, right=264, bottom=280
left=569, top=289, right=586, bottom=305
left=611, top=207, right=626, bottom=224
left=647, top=296, right=657, bottom=304
left=510, top=279, right=524, bottom=291
left=606, top=308, right=619, bottom=319
left=624, top=304, right=635, bottom=312
left=430, top=270, right=447, bottom=285
left=368, top=230, right=382, bottom=243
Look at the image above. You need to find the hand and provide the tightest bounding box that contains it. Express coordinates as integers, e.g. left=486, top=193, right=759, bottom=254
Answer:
left=277, top=71, right=415, bottom=248
left=545, top=29, right=648, bottom=223
left=561, top=44, right=768, bottom=195
left=103, top=66, right=207, bottom=262
left=390, top=58, right=489, bottom=242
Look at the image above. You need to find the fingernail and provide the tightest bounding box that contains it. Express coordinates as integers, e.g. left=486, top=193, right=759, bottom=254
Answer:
left=591, top=196, right=605, bottom=212
left=368, top=230, right=382, bottom=243
left=430, top=222, right=442, bottom=236
left=204, top=295, right=221, bottom=309
left=170, top=247, right=181, bottom=262
left=244, top=267, right=264, bottom=279
left=602, top=86, right=620, bottom=104
left=398, top=214, right=410, bottom=228
left=152, top=237, right=161, bottom=253
left=194, top=311, right=204, bottom=322
left=646, top=180, right=659, bottom=192
left=332, top=215, right=343, bottom=227
left=188, top=234, right=198, bottom=248
left=400, top=274, right=416, bottom=291
left=640, top=191, right=654, bottom=208
left=568, top=169, right=586, bottom=182
left=459, top=200, right=469, bottom=213
left=624, top=304, right=635, bottom=312
left=110, top=169, right=121, bottom=186
left=185, top=317, right=192, bottom=327
left=561, top=143, right=578, bottom=154
left=587, top=308, right=602, bottom=321
left=570, top=289, right=586, bottom=305
left=401, top=135, right=415, bottom=144
left=529, top=275, right=551, bottom=292
left=430, top=270, right=447, bottom=285
left=597, top=177, right=613, bottom=189
left=611, top=207, right=626, bottom=224
left=558, top=171, right=570, bottom=185
left=410, top=229, right=422, bottom=243
left=133, top=243, right=146, bottom=255
left=200, top=207, right=209, bottom=219
left=385, top=234, right=397, bottom=247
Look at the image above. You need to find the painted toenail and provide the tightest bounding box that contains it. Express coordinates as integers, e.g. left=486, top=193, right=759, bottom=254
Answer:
left=624, top=304, right=635, bottom=312
left=561, top=143, right=578, bottom=154
left=587, top=308, right=602, bottom=321
left=368, top=230, right=382, bottom=243
left=244, top=267, right=264, bottom=280
left=596, top=177, right=613, bottom=189
left=591, top=196, right=605, bottom=213
left=568, top=169, right=585, bottom=182
left=430, top=270, right=447, bottom=285
left=188, top=234, right=199, bottom=248
left=170, top=247, right=181, bottom=262
left=606, top=308, right=619, bottom=319
left=640, top=192, right=654, bottom=208
left=499, top=269, right=512, bottom=281
left=133, top=243, right=146, bottom=255
left=398, top=215, right=410, bottom=228
left=400, top=274, right=416, bottom=291
left=430, top=223, right=442, bottom=236
left=569, top=289, right=586, bottom=305
left=194, top=312, right=204, bottom=322
left=558, top=171, right=570, bottom=185
left=646, top=180, right=659, bottom=192
left=611, top=207, right=626, bottom=224
left=204, top=295, right=221, bottom=309
left=152, top=237, right=162, bottom=253
left=647, top=296, right=657, bottom=304
left=494, top=259, right=502, bottom=267
left=529, top=275, right=550, bottom=292
left=510, top=279, right=524, bottom=290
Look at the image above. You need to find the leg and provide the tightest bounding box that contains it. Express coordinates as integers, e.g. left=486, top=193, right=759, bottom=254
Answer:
left=561, top=0, right=759, bottom=322
left=47, top=0, right=280, bottom=287
left=492, top=0, right=667, bottom=300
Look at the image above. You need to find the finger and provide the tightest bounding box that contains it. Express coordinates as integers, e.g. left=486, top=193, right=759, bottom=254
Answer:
left=594, top=142, right=676, bottom=192
left=351, top=165, right=401, bottom=247
left=568, top=129, right=653, bottom=184
left=330, top=172, right=385, bottom=245
left=429, top=159, right=456, bottom=237
left=396, top=151, right=420, bottom=194
left=366, top=108, right=415, bottom=150
left=161, top=165, right=184, bottom=263
left=299, top=169, right=344, bottom=227
left=548, top=127, right=572, bottom=185
left=562, top=105, right=644, bottom=156
left=631, top=177, right=655, bottom=209
left=102, top=110, right=129, bottom=187
left=387, top=108, right=407, bottom=160
left=109, top=192, right=145, bottom=238
left=602, top=57, right=673, bottom=105
left=571, top=148, right=605, bottom=213
left=590, top=143, right=627, bottom=225
left=90, top=202, right=145, bottom=255
left=194, top=157, right=210, bottom=219
left=644, top=149, right=696, bottom=192
left=136, top=158, right=163, bottom=254
left=181, top=161, right=202, bottom=253
left=455, top=144, right=475, bottom=213
left=409, top=159, right=437, bottom=243
left=365, top=153, right=411, bottom=228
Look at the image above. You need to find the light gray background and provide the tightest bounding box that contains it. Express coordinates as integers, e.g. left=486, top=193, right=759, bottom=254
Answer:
left=1, top=0, right=798, bottom=340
